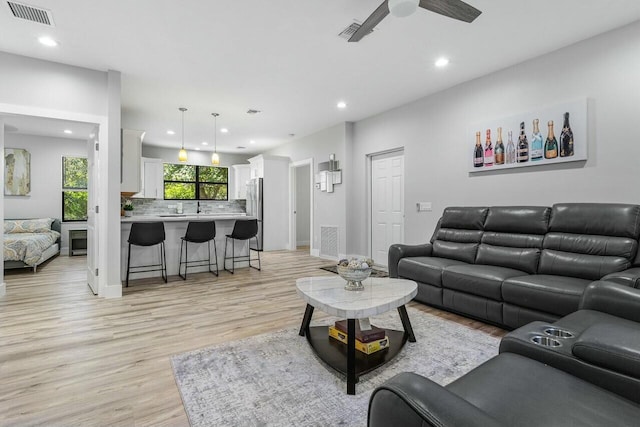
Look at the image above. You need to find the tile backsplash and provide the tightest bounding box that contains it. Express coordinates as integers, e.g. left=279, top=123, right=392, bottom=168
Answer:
left=123, top=198, right=246, bottom=216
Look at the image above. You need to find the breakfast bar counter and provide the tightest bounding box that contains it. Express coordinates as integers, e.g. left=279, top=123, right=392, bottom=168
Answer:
left=120, top=214, right=254, bottom=281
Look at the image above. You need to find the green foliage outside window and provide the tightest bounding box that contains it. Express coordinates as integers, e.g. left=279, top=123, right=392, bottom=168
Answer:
left=62, top=156, right=88, bottom=221
left=63, top=191, right=89, bottom=221
left=163, top=163, right=228, bottom=200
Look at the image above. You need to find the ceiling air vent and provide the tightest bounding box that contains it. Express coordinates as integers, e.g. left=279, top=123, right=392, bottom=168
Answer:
left=338, top=21, right=370, bottom=40
left=7, top=1, right=54, bottom=26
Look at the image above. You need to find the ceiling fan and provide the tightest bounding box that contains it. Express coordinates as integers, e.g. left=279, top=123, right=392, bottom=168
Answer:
left=349, top=0, right=482, bottom=42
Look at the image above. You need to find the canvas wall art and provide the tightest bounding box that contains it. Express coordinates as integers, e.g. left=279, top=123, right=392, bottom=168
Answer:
left=5, top=148, right=31, bottom=196
left=469, top=99, right=588, bottom=173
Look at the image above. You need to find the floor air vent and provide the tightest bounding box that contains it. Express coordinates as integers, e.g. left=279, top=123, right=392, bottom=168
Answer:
left=7, top=1, right=54, bottom=26
left=320, top=226, right=339, bottom=259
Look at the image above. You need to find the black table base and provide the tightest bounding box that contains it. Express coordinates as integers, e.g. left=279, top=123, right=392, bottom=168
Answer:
left=298, top=304, right=415, bottom=395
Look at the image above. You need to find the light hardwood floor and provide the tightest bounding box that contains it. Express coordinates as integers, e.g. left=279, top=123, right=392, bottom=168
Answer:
left=0, top=250, right=505, bottom=426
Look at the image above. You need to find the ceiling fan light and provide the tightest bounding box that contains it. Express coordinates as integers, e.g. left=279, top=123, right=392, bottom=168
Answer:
left=211, top=152, right=220, bottom=165
left=388, top=0, right=419, bottom=17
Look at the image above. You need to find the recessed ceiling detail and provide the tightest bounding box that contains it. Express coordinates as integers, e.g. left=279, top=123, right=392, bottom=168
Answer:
left=246, top=109, right=261, bottom=115
left=7, top=1, right=54, bottom=26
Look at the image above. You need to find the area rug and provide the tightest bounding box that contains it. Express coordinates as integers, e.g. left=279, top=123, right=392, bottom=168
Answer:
left=320, top=265, right=389, bottom=278
left=171, top=307, right=500, bottom=427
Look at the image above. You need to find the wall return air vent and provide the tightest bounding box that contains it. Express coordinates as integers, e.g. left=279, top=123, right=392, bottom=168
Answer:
left=7, top=1, right=54, bottom=26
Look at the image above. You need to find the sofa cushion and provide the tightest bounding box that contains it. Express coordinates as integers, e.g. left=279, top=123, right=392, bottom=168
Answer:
left=476, top=243, right=540, bottom=274
left=550, top=203, right=640, bottom=239
left=502, top=274, right=591, bottom=316
left=397, top=257, right=468, bottom=287
left=484, top=206, right=550, bottom=235
left=440, top=206, right=488, bottom=230
left=447, top=353, right=640, bottom=427
left=538, top=248, right=631, bottom=281
left=572, top=323, right=640, bottom=380
left=432, top=241, right=479, bottom=264
left=442, top=264, right=526, bottom=300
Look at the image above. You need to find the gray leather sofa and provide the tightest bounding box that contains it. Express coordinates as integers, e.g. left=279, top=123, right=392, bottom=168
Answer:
left=368, top=281, right=640, bottom=427
left=389, top=203, right=640, bottom=329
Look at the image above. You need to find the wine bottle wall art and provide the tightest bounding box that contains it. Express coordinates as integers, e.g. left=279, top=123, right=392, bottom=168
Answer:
left=468, top=99, right=587, bottom=172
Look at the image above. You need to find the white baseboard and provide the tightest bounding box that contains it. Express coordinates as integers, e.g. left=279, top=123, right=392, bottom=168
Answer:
left=0, top=282, right=5, bottom=297
left=310, top=249, right=320, bottom=258
left=102, top=283, right=122, bottom=298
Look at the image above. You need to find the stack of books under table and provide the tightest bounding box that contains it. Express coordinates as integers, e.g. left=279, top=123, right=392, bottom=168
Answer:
left=328, top=320, right=390, bottom=355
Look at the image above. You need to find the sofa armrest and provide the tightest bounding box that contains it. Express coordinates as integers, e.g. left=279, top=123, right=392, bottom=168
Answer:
left=602, top=267, right=640, bottom=288
left=580, top=281, right=640, bottom=323
left=388, top=244, right=433, bottom=278
left=368, top=372, right=503, bottom=427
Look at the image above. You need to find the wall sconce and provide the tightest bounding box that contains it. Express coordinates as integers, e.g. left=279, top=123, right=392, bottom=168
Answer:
left=315, top=153, right=342, bottom=193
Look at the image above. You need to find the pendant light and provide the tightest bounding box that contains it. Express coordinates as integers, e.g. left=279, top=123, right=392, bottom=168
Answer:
left=178, top=107, right=188, bottom=162
left=211, top=112, right=220, bottom=165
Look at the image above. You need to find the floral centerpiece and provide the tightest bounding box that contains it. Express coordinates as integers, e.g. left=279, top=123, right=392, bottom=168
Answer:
left=337, top=257, right=374, bottom=291
left=123, top=199, right=134, bottom=217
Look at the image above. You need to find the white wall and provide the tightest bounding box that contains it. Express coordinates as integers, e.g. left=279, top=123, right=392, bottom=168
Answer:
left=266, top=123, right=349, bottom=258
left=347, top=21, right=640, bottom=255
left=295, top=164, right=310, bottom=246
left=141, top=145, right=252, bottom=199
left=4, top=133, right=87, bottom=253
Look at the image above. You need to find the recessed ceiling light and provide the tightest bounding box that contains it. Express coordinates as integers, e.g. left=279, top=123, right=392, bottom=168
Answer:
left=167, top=130, right=175, bottom=135
left=435, top=57, right=450, bottom=68
left=202, top=141, right=208, bottom=145
left=220, top=128, right=229, bottom=133
left=38, top=36, right=58, bottom=47
left=63, top=129, right=72, bottom=134
left=195, top=147, right=201, bottom=151
left=250, top=140, right=256, bottom=144
left=337, top=101, right=347, bottom=109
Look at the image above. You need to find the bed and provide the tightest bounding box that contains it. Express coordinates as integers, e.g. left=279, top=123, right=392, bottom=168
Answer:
left=4, top=218, right=61, bottom=272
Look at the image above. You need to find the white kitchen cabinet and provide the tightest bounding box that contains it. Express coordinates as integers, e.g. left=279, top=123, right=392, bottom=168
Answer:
left=121, top=129, right=144, bottom=193
left=232, top=164, right=251, bottom=199
left=132, top=157, right=164, bottom=199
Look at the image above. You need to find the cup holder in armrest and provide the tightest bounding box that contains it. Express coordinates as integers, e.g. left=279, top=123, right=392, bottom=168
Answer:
left=531, top=336, right=562, bottom=347
left=544, top=328, right=574, bottom=339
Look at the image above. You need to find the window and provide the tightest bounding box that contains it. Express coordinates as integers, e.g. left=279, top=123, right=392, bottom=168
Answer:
left=163, top=163, right=228, bottom=200
left=62, top=156, right=88, bottom=221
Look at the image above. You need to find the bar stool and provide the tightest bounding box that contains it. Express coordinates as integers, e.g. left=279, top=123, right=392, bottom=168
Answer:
left=224, top=219, right=261, bottom=274
left=126, top=222, right=167, bottom=287
left=179, top=221, right=218, bottom=280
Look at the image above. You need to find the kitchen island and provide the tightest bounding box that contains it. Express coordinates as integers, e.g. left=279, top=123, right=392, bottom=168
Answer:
left=121, top=214, right=254, bottom=281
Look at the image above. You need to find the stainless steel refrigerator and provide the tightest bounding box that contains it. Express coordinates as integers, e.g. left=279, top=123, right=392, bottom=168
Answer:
left=246, top=178, right=263, bottom=251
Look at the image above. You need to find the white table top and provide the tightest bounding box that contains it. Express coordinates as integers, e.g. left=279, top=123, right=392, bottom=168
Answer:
left=296, top=276, right=417, bottom=319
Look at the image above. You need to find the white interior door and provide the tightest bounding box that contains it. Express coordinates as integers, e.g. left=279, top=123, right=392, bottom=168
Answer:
left=371, top=153, right=404, bottom=267
left=86, top=127, right=99, bottom=294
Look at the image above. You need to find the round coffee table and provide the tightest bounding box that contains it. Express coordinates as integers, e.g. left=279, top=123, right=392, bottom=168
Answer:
left=296, top=276, right=417, bottom=394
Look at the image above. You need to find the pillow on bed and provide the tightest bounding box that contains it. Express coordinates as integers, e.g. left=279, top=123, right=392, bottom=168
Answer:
left=4, top=218, right=54, bottom=234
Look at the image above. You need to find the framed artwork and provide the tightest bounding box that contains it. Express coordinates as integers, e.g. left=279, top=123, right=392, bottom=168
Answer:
left=4, top=148, right=31, bottom=196
left=469, top=99, right=587, bottom=172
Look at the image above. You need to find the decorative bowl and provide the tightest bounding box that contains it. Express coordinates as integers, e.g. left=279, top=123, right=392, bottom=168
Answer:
left=337, top=265, right=372, bottom=291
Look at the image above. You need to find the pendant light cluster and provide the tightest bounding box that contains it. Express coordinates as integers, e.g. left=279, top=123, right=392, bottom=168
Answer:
left=175, top=108, right=223, bottom=165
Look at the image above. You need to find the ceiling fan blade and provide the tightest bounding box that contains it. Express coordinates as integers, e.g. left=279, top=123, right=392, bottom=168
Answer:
left=349, top=1, right=390, bottom=42
left=419, top=0, right=482, bottom=23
